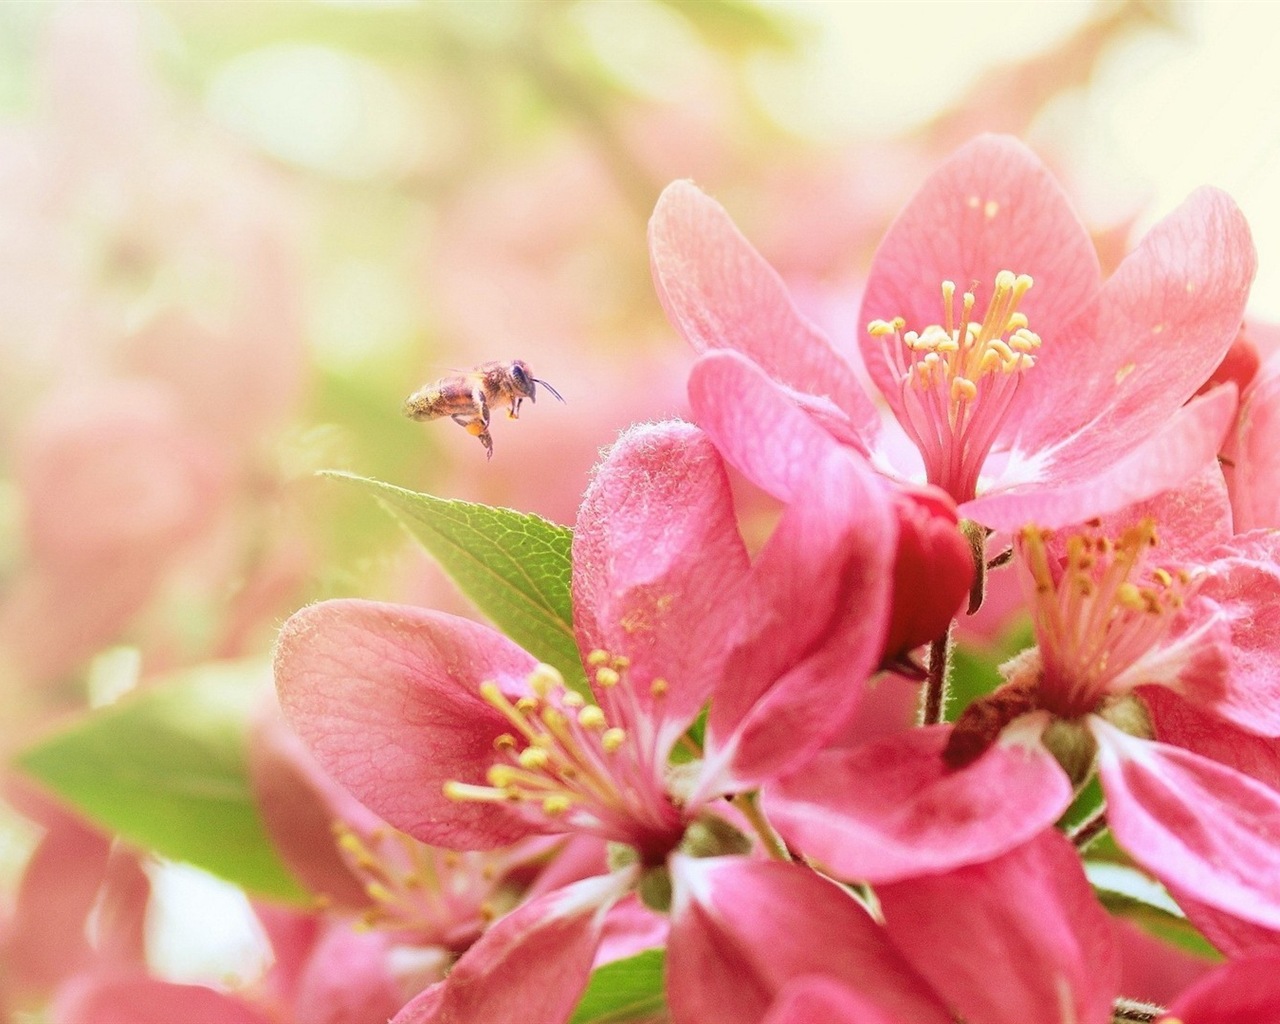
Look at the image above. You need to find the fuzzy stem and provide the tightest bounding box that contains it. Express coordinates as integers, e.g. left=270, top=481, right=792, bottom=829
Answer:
left=1112, top=997, right=1164, bottom=1022
left=921, top=625, right=954, bottom=726
left=732, top=791, right=791, bottom=862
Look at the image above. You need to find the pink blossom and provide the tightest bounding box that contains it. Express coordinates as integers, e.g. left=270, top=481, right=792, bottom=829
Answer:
left=764, top=475, right=1280, bottom=931
left=276, top=420, right=898, bottom=1021
left=650, top=134, right=1255, bottom=530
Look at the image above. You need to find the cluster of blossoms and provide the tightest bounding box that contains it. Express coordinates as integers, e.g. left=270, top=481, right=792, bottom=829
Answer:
left=273, top=136, right=1280, bottom=1023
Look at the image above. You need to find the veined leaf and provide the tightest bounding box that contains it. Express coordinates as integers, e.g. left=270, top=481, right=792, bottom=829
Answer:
left=569, top=949, right=666, bottom=1024
left=16, top=659, right=308, bottom=904
left=325, top=471, right=588, bottom=697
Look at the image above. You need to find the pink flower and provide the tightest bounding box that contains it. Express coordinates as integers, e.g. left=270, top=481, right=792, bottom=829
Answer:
left=763, top=473, right=1280, bottom=932
left=276, top=419, right=899, bottom=1022
left=650, top=134, right=1255, bottom=530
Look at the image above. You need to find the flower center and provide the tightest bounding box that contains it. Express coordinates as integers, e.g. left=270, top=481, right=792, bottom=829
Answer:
left=442, top=659, right=684, bottom=862
left=868, top=271, right=1040, bottom=502
left=1017, top=519, right=1197, bottom=717
left=333, top=822, right=513, bottom=949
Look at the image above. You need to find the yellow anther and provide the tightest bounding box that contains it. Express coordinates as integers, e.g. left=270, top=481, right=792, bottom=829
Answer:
left=541, top=707, right=567, bottom=732
left=601, top=727, right=627, bottom=753
left=587, top=649, right=611, bottom=666
left=518, top=747, right=550, bottom=770
left=1008, top=311, right=1028, bottom=330
left=529, top=663, right=563, bottom=697
left=1153, top=567, right=1173, bottom=588
left=487, top=764, right=517, bottom=788
left=596, top=667, right=620, bottom=688
left=542, top=795, right=572, bottom=815
left=366, top=881, right=394, bottom=905
left=494, top=733, right=517, bottom=751
left=562, top=691, right=585, bottom=708
left=650, top=678, right=669, bottom=697
left=1116, top=582, right=1144, bottom=611
left=613, top=655, right=631, bottom=669
left=515, top=696, right=538, bottom=713
left=578, top=705, right=607, bottom=729
left=867, top=318, right=897, bottom=335
left=951, top=377, right=978, bottom=402
left=995, top=269, right=1016, bottom=291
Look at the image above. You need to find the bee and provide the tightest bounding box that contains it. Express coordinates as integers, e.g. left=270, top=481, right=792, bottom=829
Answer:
left=403, top=360, right=564, bottom=459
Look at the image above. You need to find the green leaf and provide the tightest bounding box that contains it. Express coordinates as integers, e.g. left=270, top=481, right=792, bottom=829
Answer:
left=325, top=471, right=588, bottom=697
left=1086, top=862, right=1222, bottom=961
left=569, top=949, right=666, bottom=1024
left=16, top=660, right=308, bottom=905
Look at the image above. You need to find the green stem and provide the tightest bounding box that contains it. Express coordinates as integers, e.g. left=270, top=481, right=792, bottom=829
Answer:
left=1067, top=805, right=1109, bottom=851
left=732, top=791, right=791, bottom=862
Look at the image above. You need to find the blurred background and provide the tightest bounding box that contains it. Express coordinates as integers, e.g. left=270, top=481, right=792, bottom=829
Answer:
left=0, top=0, right=1274, bottom=1016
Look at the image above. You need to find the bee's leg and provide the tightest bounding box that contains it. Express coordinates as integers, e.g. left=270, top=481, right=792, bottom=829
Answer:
left=452, top=413, right=495, bottom=458
left=509, top=397, right=522, bottom=420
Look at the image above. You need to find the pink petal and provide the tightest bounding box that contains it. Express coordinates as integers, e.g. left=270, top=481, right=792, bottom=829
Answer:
left=6, top=814, right=110, bottom=996
left=95, top=848, right=150, bottom=969
left=859, top=135, right=1100, bottom=431
left=649, top=180, right=880, bottom=434
left=687, top=352, right=895, bottom=790
left=594, top=893, right=668, bottom=966
left=1093, top=719, right=1280, bottom=930
left=254, top=906, right=322, bottom=1009
left=762, top=978, right=907, bottom=1024
left=1061, top=460, right=1232, bottom=563
left=1163, top=953, right=1280, bottom=1023
left=52, top=973, right=272, bottom=1024
left=763, top=719, right=1072, bottom=883
left=1140, top=685, right=1280, bottom=791
left=1178, top=530, right=1280, bottom=736
left=573, top=421, right=750, bottom=742
left=248, top=712, right=374, bottom=910
left=667, top=856, right=951, bottom=1024
left=1225, top=351, right=1280, bottom=531
left=963, top=384, right=1236, bottom=529
left=1013, top=186, right=1254, bottom=457
left=1170, top=887, right=1280, bottom=959
left=291, top=923, right=406, bottom=1024
left=1112, top=917, right=1217, bottom=1008
left=883, top=483, right=972, bottom=662
left=876, top=830, right=1119, bottom=1024
left=274, top=599, right=541, bottom=850
left=392, top=871, right=628, bottom=1024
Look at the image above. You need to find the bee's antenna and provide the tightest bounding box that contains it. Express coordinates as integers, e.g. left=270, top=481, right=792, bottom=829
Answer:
left=534, top=378, right=565, bottom=403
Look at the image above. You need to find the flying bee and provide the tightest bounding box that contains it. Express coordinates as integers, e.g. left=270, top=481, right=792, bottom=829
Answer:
left=403, top=359, right=564, bottom=459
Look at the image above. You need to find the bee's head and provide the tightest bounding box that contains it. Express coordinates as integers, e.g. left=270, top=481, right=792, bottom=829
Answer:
left=508, top=360, right=538, bottom=400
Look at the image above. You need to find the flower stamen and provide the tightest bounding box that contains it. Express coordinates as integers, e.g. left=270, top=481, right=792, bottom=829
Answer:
left=868, top=271, right=1040, bottom=501
left=442, top=661, right=684, bottom=857
left=1017, top=519, right=1198, bottom=717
